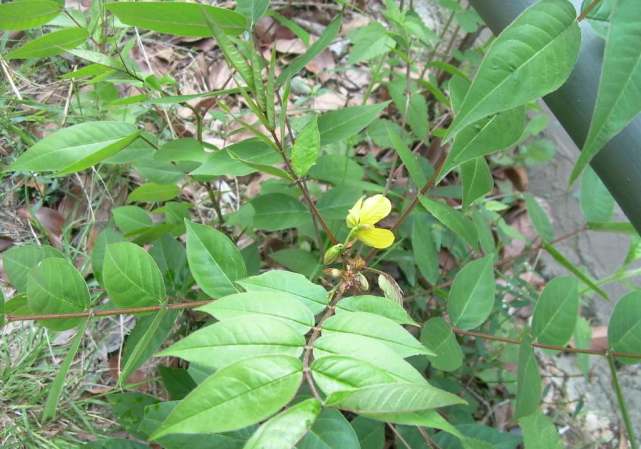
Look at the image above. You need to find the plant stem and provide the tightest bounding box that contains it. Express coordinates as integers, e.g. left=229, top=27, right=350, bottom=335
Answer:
left=607, top=353, right=639, bottom=449
left=577, top=0, right=602, bottom=22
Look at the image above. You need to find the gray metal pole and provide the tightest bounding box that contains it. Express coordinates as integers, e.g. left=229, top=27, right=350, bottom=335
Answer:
left=468, top=0, right=641, bottom=234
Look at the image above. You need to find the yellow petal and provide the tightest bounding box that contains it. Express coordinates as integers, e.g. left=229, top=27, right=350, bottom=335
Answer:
left=359, top=194, right=392, bottom=225
left=346, top=196, right=364, bottom=228
left=356, top=226, right=395, bottom=249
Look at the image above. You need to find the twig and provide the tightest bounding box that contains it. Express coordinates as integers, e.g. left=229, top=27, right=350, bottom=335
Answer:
left=607, top=354, right=638, bottom=449
left=577, top=0, right=602, bottom=21
left=0, top=55, right=22, bottom=100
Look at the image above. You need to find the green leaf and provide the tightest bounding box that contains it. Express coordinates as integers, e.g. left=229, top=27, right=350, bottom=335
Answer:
left=420, top=317, right=463, bottom=372
left=318, top=103, right=388, bottom=146
left=308, top=154, right=365, bottom=186
left=128, top=183, right=180, bottom=203
left=352, top=416, right=384, bottom=449
left=112, top=206, right=152, bottom=235
left=192, top=139, right=279, bottom=177
left=0, top=0, right=61, bottom=31
left=236, top=0, right=270, bottom=28
left=92, top=228, right=124, bottom=285
left=120, top=309, right=178, bottom=386
left=244, top=398, right=320, bottom=449
left=408, top=93, right=429, bottom=141
left=524, top=193, right=554, bottom=243
left=461, top=158, right=493, bottom=207
left=514, top=337, right=541, bottom=419
left=298, top=408, right=361, bottom=449
left=159, top=367, right=197, bottom=401
left=3, top=244, right=63, bottom=292
left=445, top=0, right=580, bottom=138
left=317, top=187, right=363, bottom=221
left=185, top=220, right=246, bottom=298
left=277, top=16, right=342, bottom=85
left=237, top=270, right=328, bottom=314
left=348, top=22, right=396, bottom=64
left=336, top=295, right=417, bottom=326
left=574, top=317, right=592, bottom=377
left=103, top=242, right=166, bottom=307
left=572, top=0, right=641, bottom=184
left=543, top=243, right=608, bottom=300
left=10, top=122, right=140, bottom=174
left=447, top=255, right=495, bottom=330
left=388, top=128, right=427, bottom=187
left=608, top=291, right=641, bottom=363
left=151, top=355, right=303, bottom=438
left=291, top=117, right=320, bottom=177
left=412, top=219, right=439, bottom=284
left=0, top=289, right=4, bottom=329
left=250, top=193, right=308, bottom=231
left=198, top=291, right=315, bottom=334
left=43, top=319, right=88, bottom=420
left=531, top=276, right=578, bottom=346
left=7, top=27, right=88, bottom=59
left=325, top=382, right=465, bottom=414
left=519, top=411, right=564, bottom=449
left=228, top=151, right=291, bottom=181
left=580, top=167, right=614, bottom=222
left=155, top=138, right=206, bottom=164
left=105, top=2, right=246, bottom=37
left=419, top=196, right=478, bottom=249
left=321, top=311, right=429, bottom=358
left=159, top=315, right=304, bottom=370
left=27, top=257, right=90, bottom=331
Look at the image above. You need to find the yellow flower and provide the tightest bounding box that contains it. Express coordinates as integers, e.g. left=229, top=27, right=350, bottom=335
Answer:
left=346, top=194, right=395, bottom=249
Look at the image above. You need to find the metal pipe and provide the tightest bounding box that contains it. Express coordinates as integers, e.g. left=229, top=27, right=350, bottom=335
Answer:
left=468, top=0, right=641, bottom=234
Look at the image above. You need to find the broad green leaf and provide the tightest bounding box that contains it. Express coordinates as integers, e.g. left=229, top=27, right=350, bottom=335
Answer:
left=412, top=219, right=439, bottom=284
left=524, top=194, right=554, bottom=243
left=408, top=93, right=429, bottom=141
left=229, top=151, right=291, bottom=181
left=318, top=103, right=388, bottom=146
left=352, top=416, right=384, bottom=449
left=419, top=196, right=477, bottom=248
left=237, top=270, right=328, bottom=314
left=103, top=242, right=166, bottom=307
left=198, top=291, right=314, bottom=334
left=112, top=206, right=152, bottom=235
left=420, top=317, right=463, bottom=372
left=370, top=410, right=463, bottom=439
left=244, top=398, right=320, bottom=449
left=445, top=0, right=580, bottom=138
left=158, top=368, right=196, bottom=401
left=433, top=423, right=520, bottom=449
left=298, top=408, right=361, bottom=449
left=308, top=154, right=365, bottom=185
left=608, top=291, right=641, bottom=363
left=572, top=0, right=641, bottom=184
left=7, top=27, right=88, bottom=59
left=325, top=382, right=465, bottom=414
left=105, top=2, right=246, bottom=37
left=151, top=355, right=303, bottom=438
left=277, top=16, right=342, bottom=85
left=158, top=315, right=304, bottom=370
left=580, top=167, right=614, bottom=222
left=27, top=257, right=89, bottom=331
left=586, top=221, right=636, bottom=234
left=519, top=411, right=564, bottom=449
left=313, top=334, right=427, bottom=383
left=447, top=255, right=495, bottom=330
left=3, top=244, right=63, bottom=292
left=0, top=290, right=4, bottom=329
left=348, top=22, right=396, bottom=64
left=461, top=158, right=493, bottom=207
left=192, top=139, right=279, bottom=177
left=185, top=220, right=246, bottom=298
left=317, top=187, right=363, bottom=221
left=43, top=319, right=88, bottom=420
left=128, top=183, right=180, bottom=203
left=155, top=138, right=206, bottom=164
left=0, top=0, right=61, bottom=30
left=514, top=337, right=541, bottom=419
left=250, top=193, right=308, bottom=231
left=543, top=243, right=608, bottom=300
left=291, top=117, right=320, bottom=177
left=531, top=276, right=578, bottom=346
left=91, top=228, right=124, bottom=285
left=120, top=309, right=178, bottom=386
left=83, top=440, right=149, bottom=449
left=440, top=106, right=526, bottom=178
left=336, top=295, right=417, bottom=326
left=270, top=248, right=320, bottom=278
left=388, top=128, right=427, bottom=187
left=10, top=122, right=140, bottom=174
left=574, top=317, right=592, bottom=377
left=321, top=311, right=429, bottom=358
left=236, top=0, right=270, bottom=28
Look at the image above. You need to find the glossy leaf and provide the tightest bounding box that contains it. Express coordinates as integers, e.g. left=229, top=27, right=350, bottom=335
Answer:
left=198, top=291, right=315, bottom=334
left=151, top=355, right=303, bottom=438
left=461, top=158, right=493, bottom=207
left=447, top=255, right=495, bottom=330
left=532, top=276, right=578, bottom=346
left=103, top=242, right=166, bottom=307
left=0, top=0, right=61, bottom=30
left=348, top=22, right=396, bottom=64
left=185, top=220, right=245, bottom=298
left=298, top=408, right=361, bottom=449
left=3, top=244, right=63, bottom=292
left=608, top=291, right=641, bottom=363
left=580, top=167, right=614, bottom=222
left=420, top=317, right=463, bottom=372
left=250, top=193, right=308, bottom=231
left=27, top=257, right=90, bottom=331
left=519, top=411, right=564, bottom=449
left=446, top=0, right=580, bottom=138
left=91, top=228, right=124, bottom=285
left=243, top=398, right=320, bottom=449
left=572, top=0, right=641, bottom=184
left=10, top=122, right=140, bottom=174
left=291, top=117, right=320, bottom=177
left=514, top=337, right=541, bottom=419
left=336, top=295, right=417, bottom=326
left=158, top=315, right=304, bottom=370
left=128, top=183, right=180, bottom=203
left=7, top=27, right=88, bottom=60
left=318, top=103, right=388, bottom=146
left=419, top=196, right=477, bottom=248
left=524, top=194, right=554, bottom=243
left=105, top=2, right=246, bottom=37
left=112, top=206, right=152, bottom=235
left=192, top=139, right=279, bottom=177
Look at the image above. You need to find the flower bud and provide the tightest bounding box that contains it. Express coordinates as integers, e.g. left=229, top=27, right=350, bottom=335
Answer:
left=356, top=272, right=369, bottom=291
left=323, top=244, right=344, bottom=264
